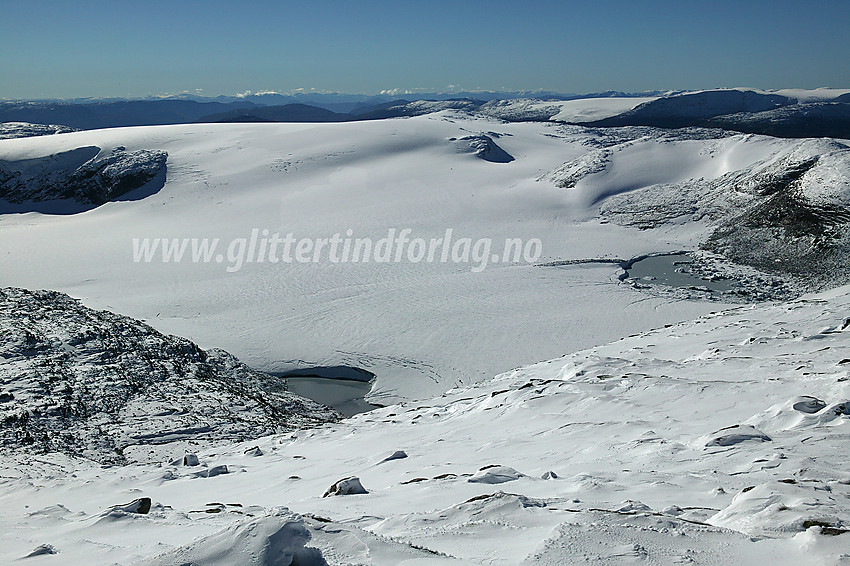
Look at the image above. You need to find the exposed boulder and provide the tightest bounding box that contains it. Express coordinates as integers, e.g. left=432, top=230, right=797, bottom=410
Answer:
left=378, top=450, right=407, bottom=464
left=112, top=497, right=152, bottom=515
left=205, top=465, right=229, bottom=478
left=792, top=396, right=827, bottom=414
left=323, top=477, right=368, bottom=497
left=183, top=454, right=201, bottom=466
left=704, top=425, right=771, bottom=448
left=468, top=465, right=526, bottom=484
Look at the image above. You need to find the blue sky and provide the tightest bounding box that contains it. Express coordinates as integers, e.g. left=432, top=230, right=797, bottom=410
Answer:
left=2, top=0, right=848, bottom=99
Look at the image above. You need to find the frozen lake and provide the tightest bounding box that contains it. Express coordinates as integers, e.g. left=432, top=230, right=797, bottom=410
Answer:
left=625, top=253, right=735, bottom=292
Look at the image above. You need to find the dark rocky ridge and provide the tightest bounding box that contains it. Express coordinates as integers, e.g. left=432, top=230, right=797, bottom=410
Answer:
left=0, top=288, right=339, bottom=464
left=0, top=146, right=167, bottom=209
left=0, top=122, right=78, bottom=140
left=588, top=90, right=795, bottom=129
left=703, top=102, right=850, bottom=139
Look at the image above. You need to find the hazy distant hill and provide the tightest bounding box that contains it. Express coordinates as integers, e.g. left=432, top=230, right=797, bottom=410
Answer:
left=198, top=103, right=352, bottom=123
left=0, top=99, right=256, bottom=130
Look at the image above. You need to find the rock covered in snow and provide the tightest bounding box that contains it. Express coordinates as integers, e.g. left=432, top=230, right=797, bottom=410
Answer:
left=710, top=481, right=850, bottom=538
left=454, top=134, right=514, bottom=163
left=23, top=544, right=58, bottom=557
left=615, top=500, right=654, bottom=513
left=110, top=497, right=152, bottom=515
left=323, top=477, right=368, bottom=497
left=378, top=450, right=407, bottom=464
left=704, top=425, right=771, bottom=447
left=468, top=465, right=526, bottom=484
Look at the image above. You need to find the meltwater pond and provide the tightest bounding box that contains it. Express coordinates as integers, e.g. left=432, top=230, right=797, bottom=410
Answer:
left=623, top=254, right=736, bottom=292
left=273, top=366, right=382, bottom=417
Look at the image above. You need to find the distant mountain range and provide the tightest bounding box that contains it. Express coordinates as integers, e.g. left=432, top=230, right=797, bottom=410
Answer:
left=1, top=88, right=849, bottom=138
left=0, top=91, right=661, bottom=129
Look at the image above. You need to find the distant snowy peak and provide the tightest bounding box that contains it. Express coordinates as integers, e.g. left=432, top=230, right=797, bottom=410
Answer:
left=477, top=97, right=658, bottom=123
left=0, top=287, right=338, bottom=464
left=4, top=88, right=849, bottom=138
left=477, top=98, right=565, bottom=122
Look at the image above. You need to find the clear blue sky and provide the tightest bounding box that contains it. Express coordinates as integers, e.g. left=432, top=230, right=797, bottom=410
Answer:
left=2, top=0, right=848, bottom=99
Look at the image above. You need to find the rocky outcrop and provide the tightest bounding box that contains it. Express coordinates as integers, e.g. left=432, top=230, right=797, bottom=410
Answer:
left=703, top=143, right=850, bottom=286
left=0, top=287, right=339, bottom=464
left=454, top=134, right=514, bottom=163
left=323, top=477, right=368, bottom=497
left=0, top=146, right=167, bottom=207
left=0, top=122, right=77, bottom=140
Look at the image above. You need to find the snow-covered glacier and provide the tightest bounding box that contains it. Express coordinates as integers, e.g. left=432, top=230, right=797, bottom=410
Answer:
left=2, top=102, right=850, bottom=564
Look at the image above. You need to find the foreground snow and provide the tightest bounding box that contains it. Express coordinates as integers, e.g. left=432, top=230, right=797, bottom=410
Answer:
left=2, top=285, right=849, bottom=564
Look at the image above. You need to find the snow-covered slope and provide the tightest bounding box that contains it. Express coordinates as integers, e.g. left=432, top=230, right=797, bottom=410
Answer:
left=2, top=285, right=849, bottom=564
left=3, top=106, right=850, bottom=564
left=0, top=116, right=743, bottom=402
left=767, top=88, right=850, bottom=102
left=0, top=115, right=847, bottom=402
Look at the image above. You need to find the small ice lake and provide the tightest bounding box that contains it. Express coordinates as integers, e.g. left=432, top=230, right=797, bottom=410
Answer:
left=271, top=366, right=381, bottom=417
left=622, top=254, right=735, bottom=292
